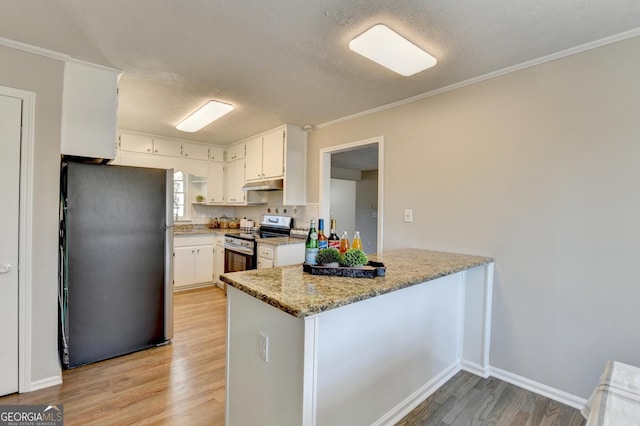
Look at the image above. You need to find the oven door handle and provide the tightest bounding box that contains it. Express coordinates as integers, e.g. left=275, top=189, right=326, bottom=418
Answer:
left=224, top=245, right=254, bottom=256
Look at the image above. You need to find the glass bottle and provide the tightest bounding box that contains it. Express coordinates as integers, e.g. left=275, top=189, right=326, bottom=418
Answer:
left=328, top=219, right=340, bottom=250
left=317, top=218, right=328, bottom=250
left=352, top=231, right=362, bottom=250
left=305, top=219, right=319, bottom=265
left=339, top=231, right=350, bottom=254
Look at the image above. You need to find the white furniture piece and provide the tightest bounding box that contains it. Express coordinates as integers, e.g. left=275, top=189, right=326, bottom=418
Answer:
left=225, top=142, right=245, bottom=161
left=61, top=60, right=120, bottom=160
left=582, top=360, right=640, bottom=425
left=243, top=125, right=307, bottom=206
left=257, top=242, right=304, bottom=269
left=207, top=162, right=225, bottom=204
left=213, top=235, right=225, bottom=288
left=223, top=249, right=494, bottom=426
left=173, top=235, right=214, bottom=290
left=224, top=159, right=246, bottom=204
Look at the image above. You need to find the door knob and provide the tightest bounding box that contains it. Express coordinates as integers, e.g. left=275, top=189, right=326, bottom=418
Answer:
left=0, top=264, right=12, bottom=274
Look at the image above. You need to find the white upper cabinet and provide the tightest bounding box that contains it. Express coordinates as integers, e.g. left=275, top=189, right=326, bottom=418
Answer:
left=153, top=137, right=182, bottom=157
left=239, top=125, right=306, bottom=205
left=225, top=143, right=245, bottom=161
left=182, top=142, right=209, bottom=161
left=245, top=137, right=263, bottom=181
left=262, top=129, right=285, bottom=179
left=207, top=161, right=225, bottom=203
left=225, top=160, right=246, bottom=204
left=61, top=60, right=120, bottom=159
left=245, top=131, right=285, bottom=181
left=119, top=133, right=153, bottom=154
left=209, top=146, right=224, bottom=162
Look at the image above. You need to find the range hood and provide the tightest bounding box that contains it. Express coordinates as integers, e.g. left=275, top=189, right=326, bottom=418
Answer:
left=241, top=179, right=283, bottom=191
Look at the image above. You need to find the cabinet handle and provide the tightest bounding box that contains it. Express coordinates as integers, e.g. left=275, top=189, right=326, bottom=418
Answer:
left=192, top=250, right=195, bottom=254
left=185, top=153, right=189, bottom=157
left=154, top=149, right=158, bottom=153
left=147, top=148, right=151, bottom=152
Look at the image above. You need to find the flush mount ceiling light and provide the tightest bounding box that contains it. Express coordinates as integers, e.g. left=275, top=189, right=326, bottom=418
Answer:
left=176, top=100, right=234, bottom=132
left=349, top=24, right=437, bottom=77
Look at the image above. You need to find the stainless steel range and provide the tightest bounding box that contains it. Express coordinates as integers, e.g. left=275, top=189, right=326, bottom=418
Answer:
left=224, top=215, right=294, bottom=273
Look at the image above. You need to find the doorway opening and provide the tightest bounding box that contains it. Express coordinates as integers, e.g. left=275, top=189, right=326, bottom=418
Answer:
left=319, top=136, right=384, bottom=254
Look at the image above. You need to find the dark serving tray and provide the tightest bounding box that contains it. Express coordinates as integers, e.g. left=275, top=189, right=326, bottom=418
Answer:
left=302, top=261, right=386, bottom=278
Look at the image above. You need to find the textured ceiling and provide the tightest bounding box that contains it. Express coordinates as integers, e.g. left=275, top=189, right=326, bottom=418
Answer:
left=1, top=1, right=640, bottom=145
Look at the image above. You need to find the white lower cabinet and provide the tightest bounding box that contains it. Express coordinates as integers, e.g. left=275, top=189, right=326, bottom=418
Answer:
left=174, top=235, right=215, bottom=290
left=213, top=235, right=225, bottom=287
left=257, top=242, right=304, bottom=269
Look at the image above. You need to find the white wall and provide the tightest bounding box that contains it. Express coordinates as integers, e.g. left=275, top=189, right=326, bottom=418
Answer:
left=355, top=170, right=378, bottom=254
left=307, top=35, right=640, bottom=399
left=330, top=178, right=356, bottom=236
left=0, top=45, right=64, bottom=384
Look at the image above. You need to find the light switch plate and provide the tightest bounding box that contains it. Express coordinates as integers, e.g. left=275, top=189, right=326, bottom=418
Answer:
left=404, top=209, right=413, bottom=223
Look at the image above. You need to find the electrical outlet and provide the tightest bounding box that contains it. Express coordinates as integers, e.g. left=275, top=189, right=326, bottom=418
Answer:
left=404, top=209, right=413, bottom=223
left=258, top=332, right=269, bottom=362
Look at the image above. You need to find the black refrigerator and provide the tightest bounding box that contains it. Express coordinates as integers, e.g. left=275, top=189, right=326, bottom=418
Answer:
left=59, top=161, right=174, bottom=368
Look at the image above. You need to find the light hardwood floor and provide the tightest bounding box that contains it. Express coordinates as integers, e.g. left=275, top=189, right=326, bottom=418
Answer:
left=1, top=286, right=585, bottom=425
left=0, top=286, right=227, bottom=425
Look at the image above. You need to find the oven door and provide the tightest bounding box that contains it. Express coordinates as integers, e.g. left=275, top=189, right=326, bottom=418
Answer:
left=224, top=247, right=256, bottom=273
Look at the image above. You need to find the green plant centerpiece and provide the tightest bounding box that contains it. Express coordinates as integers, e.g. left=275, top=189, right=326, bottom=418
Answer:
left=341, top=248, right=368, bottom=267
left=316, top=248, right=342, bottom=267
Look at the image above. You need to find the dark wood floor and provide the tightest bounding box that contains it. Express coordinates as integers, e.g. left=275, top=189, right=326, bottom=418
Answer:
left=1, top=286, right=585, bottom=425
left=395, top=370, right=585, bottom=426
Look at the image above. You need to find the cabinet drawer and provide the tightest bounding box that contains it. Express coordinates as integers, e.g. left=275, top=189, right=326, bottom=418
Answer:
left=257, top=245, right=274, bottom=260
left=174, top=235, right=215, bottom=247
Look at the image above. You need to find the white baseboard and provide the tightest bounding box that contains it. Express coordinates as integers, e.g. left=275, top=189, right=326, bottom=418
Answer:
left=489, top=366, right=587, bottom=410
left=28, top=375, right=62, bottom=392
left=372, top=361, right=461, bottom=426
left=461, top=360, right=490, bottom=379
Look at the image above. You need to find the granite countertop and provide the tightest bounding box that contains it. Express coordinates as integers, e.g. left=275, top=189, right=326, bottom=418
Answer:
left=220, top=248, right=493, bottom=318
left=174, top=224, right=242, bottom=235
left=174, top=225, right=305, bottom=246
left=256, top=237, right=305, bottom=246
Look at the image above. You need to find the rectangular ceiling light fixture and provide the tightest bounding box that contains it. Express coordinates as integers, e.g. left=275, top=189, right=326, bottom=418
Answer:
left=349, top=24, right=437, bottom=77
left=176, top=100, right=234, bottom=132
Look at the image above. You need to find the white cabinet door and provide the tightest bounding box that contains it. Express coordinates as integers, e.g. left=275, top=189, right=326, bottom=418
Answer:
left=174, top=246, right=195, bottom=288
left=257, top=258, right=274, bottom=269
left=225, top=160, right=246, bottom=203
left=183, top=142, right=209, bottom=160
left=207, top=162, right=225, bottom=203
left=213, top=236, right=225, bottom=284
left=234, top=159, right=246, bottom=203
left=193, top=245, right=214, bottom=283
left=61, top=60, right=119, bottom=160
left=153, top=138, right=182, bottom=157
left=120, top=133, right=153, bottom=154
left=262, top=129, right=285, bottom=179
left=209, top=146, right=224, bottom=162
left=226, top=143, right=245, bottom=161
left=225, top=161, right=236, bottom=203
left=245, top=136, right=263, bottom=181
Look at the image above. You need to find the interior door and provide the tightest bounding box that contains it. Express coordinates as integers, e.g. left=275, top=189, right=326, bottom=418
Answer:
left=0, top=94, right=21, bottom=396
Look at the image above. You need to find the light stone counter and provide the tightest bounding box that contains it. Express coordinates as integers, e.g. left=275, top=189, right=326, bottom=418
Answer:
left=220, top=248, right=493, bottom=318
left=224, top=248, right=495, bottom=425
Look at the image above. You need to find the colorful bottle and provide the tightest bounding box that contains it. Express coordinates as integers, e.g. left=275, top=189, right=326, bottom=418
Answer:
left=328, top=219, right=340, bottom=250
left=317, top=219, right=328, bottom=250
left=352, top=231, right=362, bottom=250
left=339, top=231, right=350, bottom=254
left=305, top=219, right=319, bottom=265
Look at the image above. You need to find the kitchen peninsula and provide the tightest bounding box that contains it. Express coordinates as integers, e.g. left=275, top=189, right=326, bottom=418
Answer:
left=221, top=248, right=494, bottom=426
